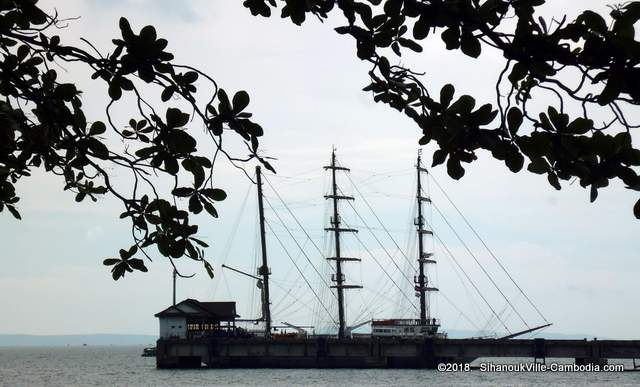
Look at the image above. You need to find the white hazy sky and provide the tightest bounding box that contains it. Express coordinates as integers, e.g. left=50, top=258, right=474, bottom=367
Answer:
left=0, top=1, right=638, bottom=339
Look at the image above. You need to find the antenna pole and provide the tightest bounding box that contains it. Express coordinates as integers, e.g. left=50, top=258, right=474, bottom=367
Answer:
left=324, top=148, right=361, bottom=339
left=256, top=166, right=272, bottom=338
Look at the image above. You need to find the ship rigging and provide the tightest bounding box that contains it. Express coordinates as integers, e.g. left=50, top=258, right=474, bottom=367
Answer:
left=210, top=148, right=549, bottom=340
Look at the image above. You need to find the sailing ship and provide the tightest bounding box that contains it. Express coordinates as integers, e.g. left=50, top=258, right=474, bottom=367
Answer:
left=223, top=149, right=448, bottom=340
left=154, top=148, right=551, bottom=368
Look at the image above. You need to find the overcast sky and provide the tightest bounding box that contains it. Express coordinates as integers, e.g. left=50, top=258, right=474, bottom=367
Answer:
left=0, top=1, right=638, bottom=339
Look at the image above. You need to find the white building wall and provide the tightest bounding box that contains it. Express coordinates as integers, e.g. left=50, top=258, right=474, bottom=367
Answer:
left=159, top=316, right=187, bottom=339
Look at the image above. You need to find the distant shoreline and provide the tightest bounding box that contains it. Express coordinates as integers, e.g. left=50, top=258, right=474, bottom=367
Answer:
left=0, top=334, right=157, bottom=347
left=0, top=330, right=600, bottom=346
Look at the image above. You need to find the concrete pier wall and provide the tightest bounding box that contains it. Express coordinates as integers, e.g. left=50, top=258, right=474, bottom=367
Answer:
left=156, top=337, right=640, bottom=369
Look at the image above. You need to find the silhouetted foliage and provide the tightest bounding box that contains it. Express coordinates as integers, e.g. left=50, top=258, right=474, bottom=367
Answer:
left=244, top=0, right=640, bottom=219
left=2, top=1, right=640, bottom=282
left=0, top=1, right=273, bottom=279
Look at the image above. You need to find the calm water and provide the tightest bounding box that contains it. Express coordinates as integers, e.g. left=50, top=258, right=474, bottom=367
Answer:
left=0, top=346, right=638, bottom=386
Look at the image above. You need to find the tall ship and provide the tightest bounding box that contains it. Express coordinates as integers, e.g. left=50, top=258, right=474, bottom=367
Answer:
left=152, top=149, right=592, bottom=368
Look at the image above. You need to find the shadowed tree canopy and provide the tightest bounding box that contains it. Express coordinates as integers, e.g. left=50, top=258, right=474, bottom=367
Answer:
left=0, top=1, right=639, bottom=281
left=245, top=0, right=640, bottom=219
left=0, top=1, right=273, bottom=280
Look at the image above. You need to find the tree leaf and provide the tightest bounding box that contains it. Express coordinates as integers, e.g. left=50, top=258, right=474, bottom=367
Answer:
left=172, top=187, right=195, bottom=197
left=590, top=184, right=598, bottom=203
left=432, top=149, right=447, bottom=167
left=413, top=15, right=430, bottom=40
left=201, top=188, right=226, bottom=201
left=7, top=205, right=21, bottom=220
left=507, top=107, right=523, bottom=135
left=527, top=158, right=549, bottom=174
left=566, top=117, right=593, bottom=135
left=441, top=26, right=460, bottom=50
left=128, top=258, right=148, bottom=272
left=166, top=108, right=190, bottom=128
left=161, top=86, right=175, bottom=102
left=111, top=263, right=126, bottom=280
left=103, top=258, right=120, bottom=266
left=398, top=37, right=422, bottom=52
left=108, top=82, right=122, bottom=101
left=232, top=90, right=250, bottom=113
left=203, top=201, right=218, bottom=218
left=446, top=157, right=465, bottom=179
left=440, top=84, right=455, bottom=108
left=89, top=121, right=107, bottom=136
left=460, top=31, right=481, bottom=58
left=204, top=260, right=214, bottom=279
left=189, top=195, right=203, bottom=214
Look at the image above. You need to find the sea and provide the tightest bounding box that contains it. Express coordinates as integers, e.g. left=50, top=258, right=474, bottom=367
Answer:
left=0, top=346, right=638, bottom=386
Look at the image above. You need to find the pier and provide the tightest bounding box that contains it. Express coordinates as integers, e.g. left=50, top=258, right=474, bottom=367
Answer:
left=155, top=337, right=640, bottom=369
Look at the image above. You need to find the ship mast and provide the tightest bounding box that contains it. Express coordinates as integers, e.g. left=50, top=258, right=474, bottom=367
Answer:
left=415, top=150, right=438, bottom=326
left=172, top=269, right=176, bottom=306
left=324, top=149, right=361, bottom=339
left=256, top=165, right=272, bottom=338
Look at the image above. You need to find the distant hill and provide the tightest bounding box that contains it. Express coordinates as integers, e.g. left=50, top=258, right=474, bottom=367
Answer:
left=0, top=334, right=157, bottom=347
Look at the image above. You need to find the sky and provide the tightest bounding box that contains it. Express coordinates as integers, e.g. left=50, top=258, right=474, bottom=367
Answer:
left=0, top=1, right=638, bottom=339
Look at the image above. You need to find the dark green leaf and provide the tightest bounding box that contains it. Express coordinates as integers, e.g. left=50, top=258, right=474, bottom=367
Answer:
left=111, top=263, right=126, bottom=280
left=204, top=260, right=214, bottom=279
left=203, top=201, right=218, bottom=218
left=527, top=158, right=549, bottom=174
left=103, top=258, right=120, bottom=266
left=172, top=187, right=195, bottom=197
left=505, top=152, right=524, bottom=172
left=446, top=157, right=465, bottom=179
left=432, top=149, right=447, bottom=167
left=460, top=32, right=481, bottom=58
left=566, top=117, right=593, bottom=134
left=440, top=84, right=455, bottom=108
left=201, top=188, right=226, bottom=201
left=398, top=38, right=422, bottom=52
left=161, top=86, right=175, bottom=102
left=232, top=90, right=250, bottom=113
left=7, top=205, right=21, bottom=220
left=128, top=258, right=148, bottom=272
left=183, top=71, right=198, bottom=84
left=89, top=121, right=107, bottom=136
left=166, top=108, right=190, bottom=128
left=441, top=27, right=460, bottom=50
left=108, top=83, right=122, bottom=101
left=189, top=195, right=203, bottom=214
left=449, top=95, right=476, bottom=114
left=507, top=107, right=523, bottom=135
left=217, top=89, right=231, bottom=112
left=547, top=173, right=561, bottom=190
left=413, top=15, right=429, bottom=40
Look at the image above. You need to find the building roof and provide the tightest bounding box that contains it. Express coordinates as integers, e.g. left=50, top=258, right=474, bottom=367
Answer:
left=155, top=299, right=239, bottom=320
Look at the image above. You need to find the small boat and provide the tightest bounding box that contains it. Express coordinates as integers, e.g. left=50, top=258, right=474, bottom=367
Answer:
left=141, top=347, right=156, bottom=357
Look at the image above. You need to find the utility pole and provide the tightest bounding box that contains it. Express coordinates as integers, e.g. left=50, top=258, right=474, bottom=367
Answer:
left=324, top=148, right=361, bottom=339
left=415, top=150, right=438, bottom=325
left=256, top=166, right=272, bottom=338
